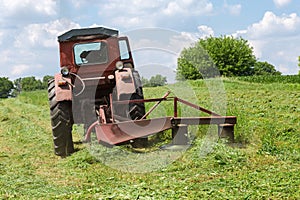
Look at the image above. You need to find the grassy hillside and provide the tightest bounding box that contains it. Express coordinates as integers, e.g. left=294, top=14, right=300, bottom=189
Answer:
left=0, top=78, right=299, bottom=199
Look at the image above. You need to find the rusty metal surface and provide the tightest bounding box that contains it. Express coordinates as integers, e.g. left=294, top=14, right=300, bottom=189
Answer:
left=94, top=117, right=173, bottom=145
left=115, top=68, right=136, bottom=99
left=172, top=116, right=237, bottom=125
left=85, top=94, right=237, bottom=145
left=113, top=97, right=169, bottom=105
left=54, top=74, right=72, bottom=101
left=88, top=116, right=237, bottom=145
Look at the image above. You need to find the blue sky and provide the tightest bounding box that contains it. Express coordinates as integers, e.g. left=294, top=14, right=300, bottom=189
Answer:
left=0, top=0, right=299, bottom=81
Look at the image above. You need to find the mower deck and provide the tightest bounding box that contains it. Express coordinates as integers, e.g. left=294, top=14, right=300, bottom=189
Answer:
left=85, top=94, right=237, bottom=146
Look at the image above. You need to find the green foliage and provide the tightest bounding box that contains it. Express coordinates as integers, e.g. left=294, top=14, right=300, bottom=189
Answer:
left=176, top=36, right=261, bottom=80
left=141, top=76, right=149, bottom=86
left=0, top=77, right=14, bottom=98
left=199, top=36, right=257, bottom=77
left=20, top=76, right=44, bottom=91
left=176, top=41, right=218, bottom=80
left=13, top=78, right=22, bottom=95
left=236, top=75, right=300, bottom=84
left=13, top=76, right=52, bottom=92
left=253, top=61, right=281, bottom=75
left=142, top=74, right=167, bottom=87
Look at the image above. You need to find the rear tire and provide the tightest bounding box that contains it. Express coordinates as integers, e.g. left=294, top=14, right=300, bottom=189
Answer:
left=48, top=79, right=74, bottom=157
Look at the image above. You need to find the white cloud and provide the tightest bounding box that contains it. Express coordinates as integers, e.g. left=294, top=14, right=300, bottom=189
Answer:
left=97, top=0, right=214, bottom=30
left=246, top=40, right=266, bottom=59
left=197, top=25, right=214, bottom=38
left=14, top=19, right=80, bottom=48
left=224, top=2, right=242, bottom=16
left=97, top=0, right=164, bottom=29
left=11, top=64, right=30, bottom=76
left=11, top=64, right=46, bottom=77
left=246, top=11, right=300, bottom=39
left=111, top=17, right=142, bottom=28
left=233, top=11, right=300, bottom=74
left=273, top=0, right=292, bottom=7
left=0, top=19, right=81, bottom=79
left=101, top=0, right=163, bottom=16
left=125, top=28, right=194, bottom=54
left=163, top=0, right=213, bottom=16
left=1, top=50, right=15, bottom=63
left=0, top=32, right=3, bottom=45
left=176, top=25, right=214, bottom=42
left=123, top=28, right=199, bottom=83
left=68, top=0, right=84, bottom=9
left=0, top=0, right=57, bottom=16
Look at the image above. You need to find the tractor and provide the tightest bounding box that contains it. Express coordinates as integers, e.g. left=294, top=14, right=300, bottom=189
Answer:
left=48, top=27, right=148, bottom=156
left=48, top=27, right=237, bottom=157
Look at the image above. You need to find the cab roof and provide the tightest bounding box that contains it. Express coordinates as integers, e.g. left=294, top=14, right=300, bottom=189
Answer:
left=58, top=27, right=119, bottom=42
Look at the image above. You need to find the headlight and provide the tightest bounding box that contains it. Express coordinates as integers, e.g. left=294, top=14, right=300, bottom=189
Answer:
left=61, top=67, right=69, bottom=76
left=115, top=61, right=124, bottom=70
left=108, top=75, right=115, bottom=80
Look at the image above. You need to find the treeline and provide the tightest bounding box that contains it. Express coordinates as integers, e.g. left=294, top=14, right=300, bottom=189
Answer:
left=0, top=76, right=53, bottom=98
left=142, top=75, right=167, bottom=87
left=0, top=74, right=168, bottom=98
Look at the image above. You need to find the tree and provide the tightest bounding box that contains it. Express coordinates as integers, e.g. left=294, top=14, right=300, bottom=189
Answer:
left=176, top=42, right=218, bottom=80
left=253, top=61, right=281, bottom=75
left=176, top=35, right=257, bottom=79
left=13, top=78, right=22, bottom=93
left=149, top=75, right=167, bottom=87
left=12, top=76, right=53, bottom=95
left=199, top=36, right=257, bottom=76
left=0, top=77, right=14, bottom=98
left=141, top=77, right=150, bottom=87
left=20, top=76, right=44, bottom=91
left=142, top=75, right=167, bottom=87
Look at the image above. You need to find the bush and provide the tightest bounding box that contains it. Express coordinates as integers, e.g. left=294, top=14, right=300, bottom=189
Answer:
left=177, top=36, right=257, bottom=79
left=253, top=61, right=281, bottom=76
left=0, top=77, right=14, bottom=98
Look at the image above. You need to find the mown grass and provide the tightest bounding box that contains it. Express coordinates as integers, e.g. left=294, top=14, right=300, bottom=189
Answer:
left=236, top=74, right=300, bottom=84
left=0, top=77, right=299, bottom=199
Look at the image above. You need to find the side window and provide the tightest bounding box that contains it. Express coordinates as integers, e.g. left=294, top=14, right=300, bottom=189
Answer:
left=74, top=42, right=108, bottom=65
left=118, top=40, right=130, bottom=60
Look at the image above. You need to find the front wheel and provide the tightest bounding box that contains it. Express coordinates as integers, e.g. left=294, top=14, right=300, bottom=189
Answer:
left=128, top=90, right=148, bottom=148
left=48, top=79, right=74, bottom=157
left=129, top=71, right=148, bottom=148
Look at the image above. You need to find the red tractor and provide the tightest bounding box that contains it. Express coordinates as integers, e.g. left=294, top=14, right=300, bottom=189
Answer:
left=48, top=27, right=237, bottom=157
left=48, top=27, right=147, bottom=156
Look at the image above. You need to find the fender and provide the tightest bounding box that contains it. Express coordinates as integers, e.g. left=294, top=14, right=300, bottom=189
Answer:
left=54, top=73, right=72, bottom=102
left=115, top=68, right=137, bottom=100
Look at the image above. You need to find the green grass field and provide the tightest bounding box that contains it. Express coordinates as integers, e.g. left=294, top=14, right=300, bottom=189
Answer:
left=0, top=77, right=299, bottom=199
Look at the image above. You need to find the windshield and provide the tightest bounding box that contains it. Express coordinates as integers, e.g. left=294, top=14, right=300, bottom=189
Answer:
left=74, top=42, right=108, bottom=65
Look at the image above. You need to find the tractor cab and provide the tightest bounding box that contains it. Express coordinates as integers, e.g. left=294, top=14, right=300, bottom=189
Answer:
left=57, top=27, right=135, bottom=87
